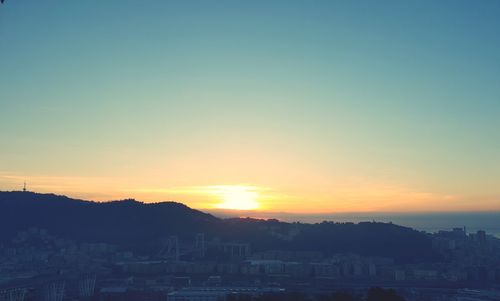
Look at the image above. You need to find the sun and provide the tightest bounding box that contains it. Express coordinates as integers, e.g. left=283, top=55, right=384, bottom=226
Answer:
left=212, top=185, right=260, bottom=210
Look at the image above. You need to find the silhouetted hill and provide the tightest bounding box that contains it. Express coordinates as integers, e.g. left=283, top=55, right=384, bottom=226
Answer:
left=0, top=191, right=439, bottom=263
left=207, top=217, right=439, bottom=263
left=0, top=191, right=217, bottom=246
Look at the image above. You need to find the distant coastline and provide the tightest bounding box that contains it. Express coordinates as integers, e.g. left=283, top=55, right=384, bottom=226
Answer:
left=207, top=209, right=500, bottom=238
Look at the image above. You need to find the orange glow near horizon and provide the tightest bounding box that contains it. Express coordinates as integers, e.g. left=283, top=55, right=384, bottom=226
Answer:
left=1, top=173, right=500, bottom=214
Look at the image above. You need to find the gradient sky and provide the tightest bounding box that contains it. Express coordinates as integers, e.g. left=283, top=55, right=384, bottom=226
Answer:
left=1, top=1, right=500, bottom=213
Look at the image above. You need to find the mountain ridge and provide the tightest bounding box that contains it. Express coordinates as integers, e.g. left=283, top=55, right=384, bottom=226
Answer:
left=0, top=191, right=439, bottom=263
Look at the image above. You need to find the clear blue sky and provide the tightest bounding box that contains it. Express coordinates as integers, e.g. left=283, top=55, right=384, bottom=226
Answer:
left=1, top=1, right=499, bottom=212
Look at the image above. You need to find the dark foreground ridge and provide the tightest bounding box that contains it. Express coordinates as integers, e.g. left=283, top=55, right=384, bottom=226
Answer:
left=0, top=191, right=438, bottom=263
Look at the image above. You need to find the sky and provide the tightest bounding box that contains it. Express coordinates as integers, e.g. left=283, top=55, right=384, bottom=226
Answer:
left=1, top=1, right=500, bottom=213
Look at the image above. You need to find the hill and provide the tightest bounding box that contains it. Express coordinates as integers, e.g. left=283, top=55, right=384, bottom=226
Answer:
left=0, top=191, right=439, bottom=263
left=0, top=191, right=217, bottom=246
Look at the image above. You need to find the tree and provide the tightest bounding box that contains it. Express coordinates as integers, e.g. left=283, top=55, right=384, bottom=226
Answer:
left=366, top=287, right=405, bottom=301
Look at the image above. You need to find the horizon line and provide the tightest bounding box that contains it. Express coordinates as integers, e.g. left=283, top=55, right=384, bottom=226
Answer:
left=2, top=189, right=500, bottom=216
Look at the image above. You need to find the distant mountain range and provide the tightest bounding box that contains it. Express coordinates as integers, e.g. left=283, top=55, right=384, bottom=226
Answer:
left=0, top=191, right=440, bottom=263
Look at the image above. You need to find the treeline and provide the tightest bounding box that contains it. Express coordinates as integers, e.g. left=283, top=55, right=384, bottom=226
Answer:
left=227, top=287, right=405, bottom=301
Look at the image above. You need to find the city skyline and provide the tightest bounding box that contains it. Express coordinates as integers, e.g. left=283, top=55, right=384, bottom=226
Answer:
left=1, top=1, right=500, bottom=213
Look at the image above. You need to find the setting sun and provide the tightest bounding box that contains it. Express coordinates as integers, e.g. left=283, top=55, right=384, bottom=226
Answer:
left=211, top=185, right=260, bottom=210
